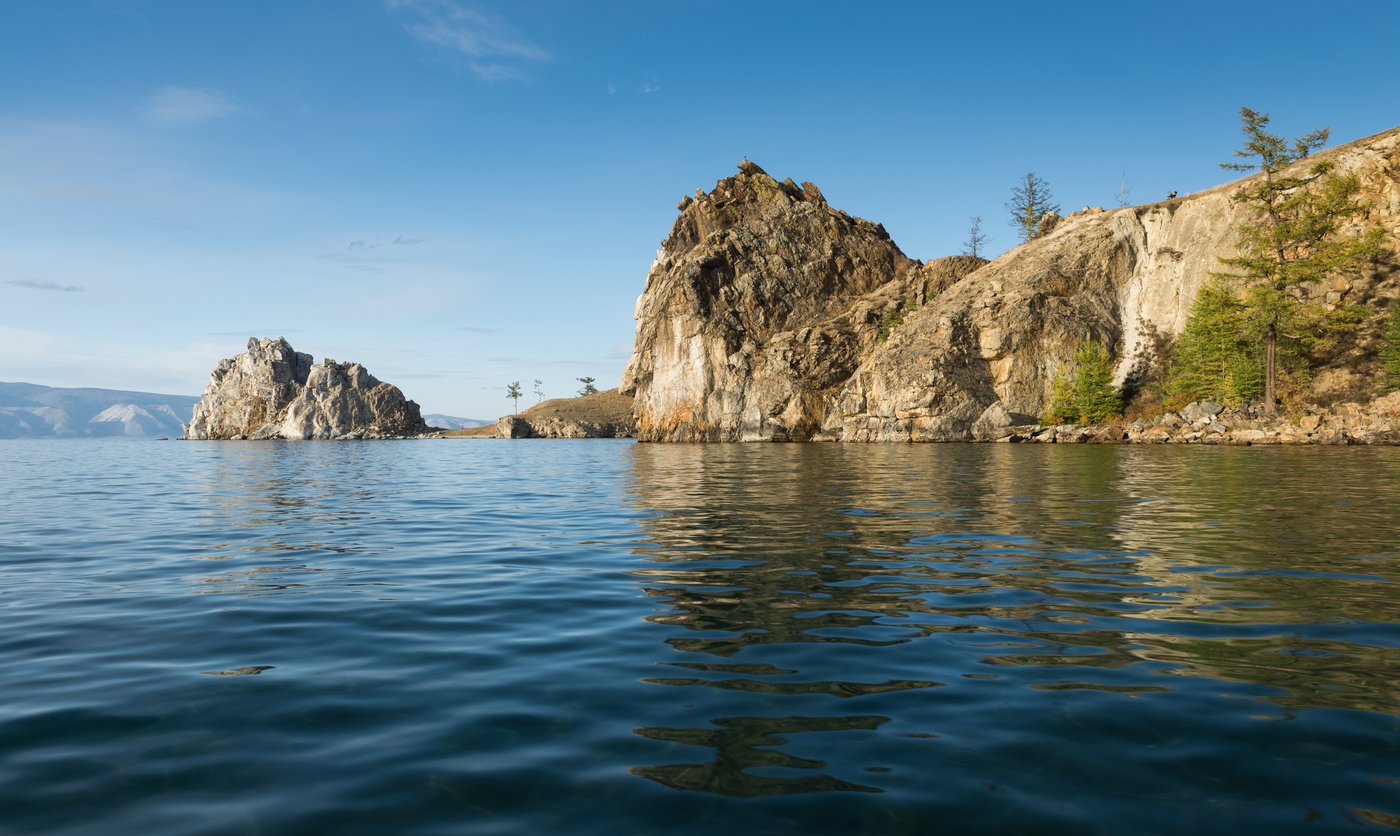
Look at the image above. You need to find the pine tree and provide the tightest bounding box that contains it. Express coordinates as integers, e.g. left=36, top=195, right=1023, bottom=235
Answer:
left=1218, top=107, right=1384, bottom=413
left=506, top=381, right=522, bottom=413
left=1167, top=278, right=1262, bottom=405
left=1041, top=338, right=1122, bottom=425
left=576, top=377, right=598, bottom=396
left=1042, top=368, right=1076, bottom=426
left=1073, top=339, right=1122, bottom=423
left=962, top=215, right=990, bottom=258
left=1381, top=303, right=1400, bottom=393
left=1006, top=173, right=1059, bottom=244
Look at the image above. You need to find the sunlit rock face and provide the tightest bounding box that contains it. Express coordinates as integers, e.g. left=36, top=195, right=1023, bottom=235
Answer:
left=185, top=337, right=426, bottom=440
left=624, top=127, right=1400, bottom=442
left=620, top=159, right=980, bottom=441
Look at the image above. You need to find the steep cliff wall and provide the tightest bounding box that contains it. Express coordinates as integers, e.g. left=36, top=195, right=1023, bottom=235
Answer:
left=185, top=337, right=427, bottom=439
left=624, top=126, right=1400, bottom=442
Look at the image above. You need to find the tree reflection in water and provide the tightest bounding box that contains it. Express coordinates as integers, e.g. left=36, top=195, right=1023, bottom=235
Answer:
left=625, top=443, right=1400, bottom=797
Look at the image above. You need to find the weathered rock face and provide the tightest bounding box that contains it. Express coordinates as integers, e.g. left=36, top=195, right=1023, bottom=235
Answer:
left=625, top=127, right=1400, bottom=442
left=185, top=337, right=427, bottom=439
left=620, top=160, right=985, bottom=441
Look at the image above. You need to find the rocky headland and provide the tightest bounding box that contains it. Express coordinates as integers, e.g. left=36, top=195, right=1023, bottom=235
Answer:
left=620, top=128, right=1400, bottom=443
left=185, top=337, right=427, bottom=440
left=450, top=389, right=635, bottom=438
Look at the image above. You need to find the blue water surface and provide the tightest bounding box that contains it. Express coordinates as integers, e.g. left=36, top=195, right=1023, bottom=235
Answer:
left=1, top=439, right=1398, bottom=835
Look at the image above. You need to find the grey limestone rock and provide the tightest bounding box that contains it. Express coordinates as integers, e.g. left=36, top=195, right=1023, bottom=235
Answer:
left=185, top=337, right=427, bottom=440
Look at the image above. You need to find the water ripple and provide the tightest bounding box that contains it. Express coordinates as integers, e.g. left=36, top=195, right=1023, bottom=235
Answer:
left=0, top=440, right=1397, bottom=833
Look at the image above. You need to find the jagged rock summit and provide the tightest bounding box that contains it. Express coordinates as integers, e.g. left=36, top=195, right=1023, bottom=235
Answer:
left=185, top=337, right=427, bottom=440
left=623, top=129, right=1400, bottom=442
left=620, top=159, right=984, bottom=441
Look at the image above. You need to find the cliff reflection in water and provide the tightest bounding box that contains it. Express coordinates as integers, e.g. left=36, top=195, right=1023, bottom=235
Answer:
left=624, top=444, right=1400, bottom=797
left=186, top=442, right=387, bottom=597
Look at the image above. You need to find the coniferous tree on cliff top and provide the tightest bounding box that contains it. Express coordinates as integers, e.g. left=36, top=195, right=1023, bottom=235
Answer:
left=1007, top=173, right=1059, bottom=244
left=1217, top=107, right=1384, bottom=414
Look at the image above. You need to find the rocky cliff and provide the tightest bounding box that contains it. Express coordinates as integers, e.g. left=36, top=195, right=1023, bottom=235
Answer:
left=185, top=337, right=427, bottom=440
left=619, top=160, right=984, bottom=440
left=623, top=127, right=1400, bottom=442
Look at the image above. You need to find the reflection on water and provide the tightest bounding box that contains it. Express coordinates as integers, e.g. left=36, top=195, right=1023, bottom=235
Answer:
left=633, top=714, right=887, bottom=795
left=2, top=439, right=1398, bottom=834
left=625, top=444, right=1400, bottom=806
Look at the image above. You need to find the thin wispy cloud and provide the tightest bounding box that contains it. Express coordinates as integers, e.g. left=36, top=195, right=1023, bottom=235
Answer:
left=347, top=235, right=426, bottom=250
left=144, top=86, right=240, bottom=126
left=455, top=325, right=497, bottom=334
left=6, top=278, right=84, bottom=293
left=207, top=329, right=302, bottom=338
left=388, top=0, right=551, bottom=81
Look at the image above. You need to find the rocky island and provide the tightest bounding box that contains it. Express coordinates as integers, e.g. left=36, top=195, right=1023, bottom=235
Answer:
left=185, top=337, right=427, bottom=440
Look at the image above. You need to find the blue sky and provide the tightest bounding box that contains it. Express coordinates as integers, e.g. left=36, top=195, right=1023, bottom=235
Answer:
left=2, top=1, right=1398, bottom=419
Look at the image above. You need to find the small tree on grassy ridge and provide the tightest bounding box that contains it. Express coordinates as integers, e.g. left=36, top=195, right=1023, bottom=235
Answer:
left=1382, top=303, right=1400, bottom=393
left=506, top=381, right=522, bottom=413
left=576, top=376, right=598, bottom=396
left=533, top=378, right=545, bottom=404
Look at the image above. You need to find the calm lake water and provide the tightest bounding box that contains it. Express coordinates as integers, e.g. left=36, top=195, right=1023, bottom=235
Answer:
left=2, top=439, right=1398, bottom=835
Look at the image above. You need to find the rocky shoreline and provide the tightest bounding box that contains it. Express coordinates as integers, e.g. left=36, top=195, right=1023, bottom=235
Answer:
left=990, top=394, right=1400, bottom=446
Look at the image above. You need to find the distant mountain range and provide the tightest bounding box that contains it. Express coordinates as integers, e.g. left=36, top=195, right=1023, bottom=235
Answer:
left=0, top=382, right=488, bottom=438
left=0, top=382, right=198, bottom=438
left=422, top=414, right=491, bottom=429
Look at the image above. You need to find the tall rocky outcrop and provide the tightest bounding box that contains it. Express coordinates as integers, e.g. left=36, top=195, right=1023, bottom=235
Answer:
left=623, top=127, right=1400, bottom=442
left=620, top=160, right=983, bottom=441
left=185, top=337, right=427, bottom=440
